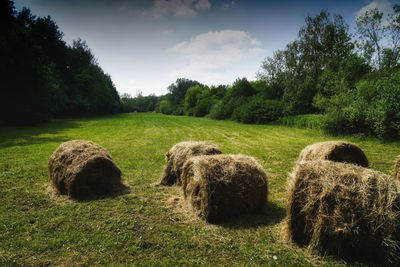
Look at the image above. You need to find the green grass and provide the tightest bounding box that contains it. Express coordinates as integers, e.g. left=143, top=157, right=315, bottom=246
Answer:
left=1, top=113, right=400, bottom=266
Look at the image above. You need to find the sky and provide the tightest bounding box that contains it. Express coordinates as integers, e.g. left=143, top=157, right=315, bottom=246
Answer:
left=13, top=0, right=398, bottom=96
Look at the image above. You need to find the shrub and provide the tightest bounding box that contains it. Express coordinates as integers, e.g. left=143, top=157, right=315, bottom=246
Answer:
left=323, top=69, right=400, bottom=140
left=159, top=100, right=173, bottom=115
left=232, top=97, right=283, bottom=124
left=276, top=114, right=325, bottom=130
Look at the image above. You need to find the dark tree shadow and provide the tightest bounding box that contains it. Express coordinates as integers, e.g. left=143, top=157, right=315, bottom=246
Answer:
left=212, top=201, right=286, bottom=229
left=0, top=119, right=80, bottom=149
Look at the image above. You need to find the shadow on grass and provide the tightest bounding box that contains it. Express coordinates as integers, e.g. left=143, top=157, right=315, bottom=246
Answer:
left=215, top=201, right=286, bottom=229
left=0, top=120, right=80, bottom=149
left=47, top=181, right=131, bottom=203
left=72, top=183, right=132, bottom=202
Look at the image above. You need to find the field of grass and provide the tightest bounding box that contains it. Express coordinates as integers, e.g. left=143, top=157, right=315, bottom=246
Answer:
left=1, top=113, right=400, bottom=266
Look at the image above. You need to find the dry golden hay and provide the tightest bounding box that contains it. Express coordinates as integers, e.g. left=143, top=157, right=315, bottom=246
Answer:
left=181, top=154, right=268, bottom=222
left=284, top=160, right=400, bottom=264
left=159, top=141, right=222, bottom=186
left=298, top=141, right=369, bottom=167
left=394, top=156, right=400, bottom=180
left=48, top=140, right=123, bottom=200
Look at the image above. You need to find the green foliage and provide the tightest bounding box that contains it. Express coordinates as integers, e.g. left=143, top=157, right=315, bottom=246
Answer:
left=166, top=78, right=200, bottom=115
left=258, top=10, right=354, bottom=116
left=0, top=3, right=120, bottom=125
left=324, top=69, right=400, bottom=140
left=313, top=54, right=370, bottom=112
left=232, top=97, right=283, bottom=124
left=183, top=84, right=226, bottom=117
left=210, top=78, right=256, bottom=120
left=184, top=85, right=205, bottom=116
left=276, top=114, right=325, bottom=130
left=120, top=93, right=159, bottom=113
left=159, top=100, right=173, bottom=115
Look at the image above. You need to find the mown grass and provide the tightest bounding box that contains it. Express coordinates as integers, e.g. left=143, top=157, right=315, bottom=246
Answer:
left=1, top=113, right=400, bottom=266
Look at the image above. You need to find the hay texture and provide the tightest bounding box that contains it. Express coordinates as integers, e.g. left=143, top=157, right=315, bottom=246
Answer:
left=160, top=141, right=222, bottom=186
left=284, top=160, right=400, bottom=264
left=48, top=140, right=122, bottom=200
left=299, top=141, right=369, bottom=167
left=181, top=154, right=268, bottom=222
left=394, top=156, right=400, bottom=180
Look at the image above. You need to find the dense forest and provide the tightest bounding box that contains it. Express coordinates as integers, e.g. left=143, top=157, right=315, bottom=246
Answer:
left=2, top=0, right=400, bottom=140
left=0, top=0, right=121, bottom=125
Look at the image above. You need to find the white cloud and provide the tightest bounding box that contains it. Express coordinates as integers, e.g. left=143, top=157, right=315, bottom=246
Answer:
left=356, top=0, right=392, bottom=18
left=147, top=0, right=211, bottom=18
left=195, top=0, right=211, bottom=10
left=171, top=30, right=264, bottom=83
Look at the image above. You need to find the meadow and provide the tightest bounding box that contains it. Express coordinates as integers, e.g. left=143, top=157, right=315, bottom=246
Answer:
left=1, top=113, right=400, bottom=266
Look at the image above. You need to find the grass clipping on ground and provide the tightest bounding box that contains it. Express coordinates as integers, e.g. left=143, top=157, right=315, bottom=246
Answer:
left=299, top=141, right=369, bottom=167
left=160, top=141, right=222, bottom=186
left=48, top=140, right=124, bottom=200
left=181, top=154, right=268, bottom=222
left=283, top=160, right=400, bottom=264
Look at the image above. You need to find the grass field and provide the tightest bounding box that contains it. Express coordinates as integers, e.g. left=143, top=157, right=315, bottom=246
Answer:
left=1, top=113, right=400, bottom=266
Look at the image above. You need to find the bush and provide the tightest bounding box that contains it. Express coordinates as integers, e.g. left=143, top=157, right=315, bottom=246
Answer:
left=210, top=78, right=256, bottom=120
left=323, top=70, right=400, bottom=140
left=276, top=114, right=325, bottom=130
left=232, top=97, right=283, bottom=124
left=159, top=100, right=173, bottom=115
left=172, top=105, right=185, bottom=116
left=194, top=97, right=215, bottom=117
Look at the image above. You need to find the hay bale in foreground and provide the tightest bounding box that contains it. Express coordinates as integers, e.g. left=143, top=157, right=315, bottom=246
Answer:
left=181, top=154, right=268, bottom=222
left=299, top=141, right=369, bottom=167
left=284, top=160, right=400, bottom=264
left=394, top=156, right=400, bottom=180
left=48, top=140, right=122, bottom=200
left=160, top=141, right=222, bottom=186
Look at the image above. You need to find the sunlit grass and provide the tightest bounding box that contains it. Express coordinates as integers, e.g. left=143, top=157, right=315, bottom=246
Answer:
left=1, top=113, right=400, bottom=266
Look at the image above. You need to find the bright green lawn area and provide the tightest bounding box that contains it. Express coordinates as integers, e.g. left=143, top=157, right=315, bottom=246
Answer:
left=1, top=113, right=400, bottom=266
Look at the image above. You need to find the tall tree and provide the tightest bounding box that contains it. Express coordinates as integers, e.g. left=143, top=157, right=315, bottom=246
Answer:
left=356, top=8, right=385, bottom=68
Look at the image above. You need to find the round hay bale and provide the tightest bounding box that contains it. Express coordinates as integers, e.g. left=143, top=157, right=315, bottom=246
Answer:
left=284, top=160, right=400, bottom=264
left=181, top=154, right=268, bottom=222
left=48, top=140, right=122, bottom=200
left=160, top=141, right=222, bottom=186
left=299, top=141, right=369, bottom=167
left=394, top=155, right=400, bottom=180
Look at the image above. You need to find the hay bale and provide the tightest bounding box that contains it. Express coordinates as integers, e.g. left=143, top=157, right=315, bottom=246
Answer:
left=48, top=140, right=122, bottom=200
left=284, top=160, right=400, bottom=264
left=181, top=154, right=268, bottom=222
left=160, top=141, right=222, bottom=186
left=299, top=141, right=369, bottom=167
left=394, top=156, right=400, bottom=180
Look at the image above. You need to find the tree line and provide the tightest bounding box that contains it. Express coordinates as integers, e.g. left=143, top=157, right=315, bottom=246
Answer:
left=0, top=0, right=121, bottom=125
left=122, top=4, right=400, bottom=141
left=2, top=0, right=400, bottom=141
